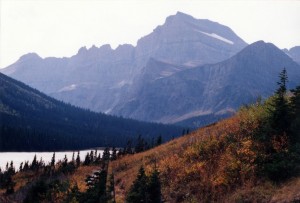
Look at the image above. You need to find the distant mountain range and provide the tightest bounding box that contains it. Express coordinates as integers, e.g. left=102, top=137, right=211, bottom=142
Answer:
left=1, top=12, right=300, bottom=127
left=0, top=72, right=182, bottom=151
left=113, top=41, right=300, bottom=126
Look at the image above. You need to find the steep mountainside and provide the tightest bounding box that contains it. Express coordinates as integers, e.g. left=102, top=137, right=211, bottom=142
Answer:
left=1, top=12, right=247, bottom=116
left=112, top=41, right=300, bottom=126
left=284, top=46, right=300, bottom=65
left=0, top=73, right=182, bottom=151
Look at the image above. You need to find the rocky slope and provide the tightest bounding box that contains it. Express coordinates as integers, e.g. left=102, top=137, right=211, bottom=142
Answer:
left=112, top=41, right=300, bottom=126
left=1, top=12, right=247, bottom=123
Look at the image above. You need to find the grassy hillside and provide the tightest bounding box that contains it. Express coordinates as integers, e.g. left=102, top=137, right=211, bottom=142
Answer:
left=110, top=84, right=300, bottom=202
left=111, top=115, right=300, bottom=202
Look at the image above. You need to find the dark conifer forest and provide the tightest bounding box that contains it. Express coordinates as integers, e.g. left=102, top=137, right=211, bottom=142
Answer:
left=0, top=72, right=183, bottom=151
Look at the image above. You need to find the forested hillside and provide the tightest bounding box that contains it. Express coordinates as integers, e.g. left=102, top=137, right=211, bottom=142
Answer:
left=0, top=72, right=182, bottom=151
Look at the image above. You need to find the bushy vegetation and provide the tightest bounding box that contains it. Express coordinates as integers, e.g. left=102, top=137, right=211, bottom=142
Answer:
left=112, top=69, right=300, bottom=202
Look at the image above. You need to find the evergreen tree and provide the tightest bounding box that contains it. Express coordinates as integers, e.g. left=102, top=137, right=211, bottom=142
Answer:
left=90, top=150, right=94, bottom=163
left=125, top=140, right=133, bottom=154
left=111, top=147, right=117, bottom=161
left=71, top=152, right=75, bottom=164
left=135, top=135, right=145, bottom=153
left=23, top=161, right=29, bottom=171
left=257, top=69, right=300, bottom=182
left=76, top=151, right=81, bottom=168
left=63, top=154, right=68, bottom=168
left=290, top=86, right=300, bottom=142
left=0, top=162, right=16, bottom=194
left=84, top=152, right=91, bottom=165
left=126, top=166, right=148, bottom=203
left=94, top=150, right=98, bottom=161
left=156, top=135, right=162, bottom=147
left=31, top=154, right=38, bottom=171
left=148, top=169, right=162, bottom=203
left=9, top=161, right=15, bottom=175
left=103, top=147, right=110, bottom=161
left=271, top=68, right=291, bottom=136
left=19, top=162, right=23, bottom=172
left=83, top=168, right=108, bottom=202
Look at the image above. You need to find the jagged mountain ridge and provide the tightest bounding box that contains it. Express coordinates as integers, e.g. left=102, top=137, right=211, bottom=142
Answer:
left=112, top=41, right=300, bottom=126
left=1, top=12, right=247, bottom=117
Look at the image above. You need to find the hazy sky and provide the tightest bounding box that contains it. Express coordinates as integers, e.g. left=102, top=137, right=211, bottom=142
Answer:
left=0, top=0, right=300, bottom=68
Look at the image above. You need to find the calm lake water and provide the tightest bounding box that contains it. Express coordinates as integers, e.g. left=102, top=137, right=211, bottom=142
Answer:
left=0, top=149, right=104, bottom=171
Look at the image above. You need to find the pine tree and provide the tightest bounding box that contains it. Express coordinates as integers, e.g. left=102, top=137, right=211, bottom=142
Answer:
left=71, top=152, right=75, bottom=164
left=31, top=154, right=38, bottom=171
left=125, top=140, right=133, bottom=154
left=90, top=150, right=94, bottom=163
left=111, top=147, right=117, bottom=161
left=135, top=134, right=145, bottom=153
left=156, top=135, right=162, bottom=146
left=84, top=152, right=91, bottom=165
left=103, top=147, right=110, bottom=161
left=1, top=162, right=16, bottom=194
left=271, top=68, right=291, bottom=136
left=83, top=168, right=108, bottom=202
left=148, top=169, right=162, bottom=203
left=19, top=162, right=23, bottom=172
left=290, top=86, right=300, bottom=142
left=23, top=161, right=29, bottom=171
left=76, top=151, right=81, bottom=168
left=126, top=166, right=148, bottom=203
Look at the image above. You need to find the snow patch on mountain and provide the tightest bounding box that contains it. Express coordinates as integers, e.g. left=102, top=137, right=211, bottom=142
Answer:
left=195, top=30, right=234, bottom=45
left=110, top=80, right=131, bottom=89
left=58, top=84, right=77, bottom=92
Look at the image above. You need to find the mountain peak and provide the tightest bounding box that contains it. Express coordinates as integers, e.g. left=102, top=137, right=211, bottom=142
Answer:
left=175, top=11, right=195, bottom=19
left=19, top=53, right=41, bottom=61
left=238, top=40, right=281, bottom=55
left=165, top=11, right=196, bottom=25
left=77, top=46, right=88, bottom=55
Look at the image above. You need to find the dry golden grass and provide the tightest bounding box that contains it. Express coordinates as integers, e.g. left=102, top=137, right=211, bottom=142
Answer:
left=69, top=165, right=101, bottom=192
left=110, top=119, right=232, bottom=202
left=13, top=170, right=37, bottom=191
left=110, top=111, right=300, bottom=202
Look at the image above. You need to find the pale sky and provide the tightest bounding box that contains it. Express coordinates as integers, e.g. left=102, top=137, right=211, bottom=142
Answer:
left=0, top=0, right=300, bottom=68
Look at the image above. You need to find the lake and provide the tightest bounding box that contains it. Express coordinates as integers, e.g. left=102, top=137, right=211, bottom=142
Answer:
left=0, top=149, right=104, bottom=171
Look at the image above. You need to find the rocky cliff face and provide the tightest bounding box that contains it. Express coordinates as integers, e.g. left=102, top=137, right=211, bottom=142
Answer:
left=112, top=41, right=300, bottom=126
left=134, top=12, right=247, bottom=67
left=1, top=12, right=247, bottom=118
